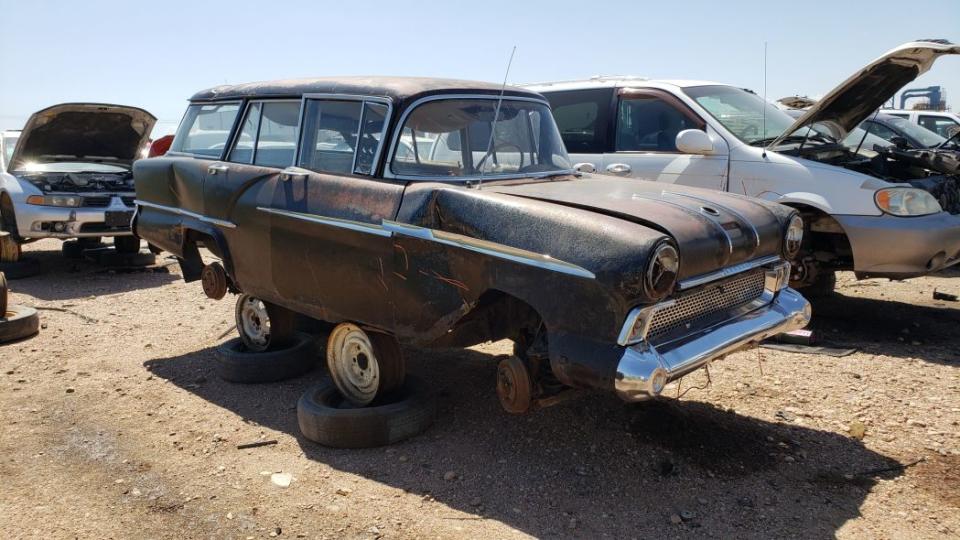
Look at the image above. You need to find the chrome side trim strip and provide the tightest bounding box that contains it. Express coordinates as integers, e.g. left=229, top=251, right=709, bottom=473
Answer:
left=382, top=220, right=596, bottom=279
left=134, top=200, right=237, bottom=229
left=678, top=255, right=781, bottom=290
left=256, top=207, right=392, bottom=237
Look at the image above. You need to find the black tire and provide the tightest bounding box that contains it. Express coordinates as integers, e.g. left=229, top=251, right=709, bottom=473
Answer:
left=0, top=258, right=41, bottom=280
left=0, top=272, right=7, bottom=316
left=215, top=332, right=318, bottom=384
left=298, top=377, right=437, bottom=448
left=113, top=236, right=141, bottom=254
left=0, top=305, right=40, bottom=344
left=87, top=249, right=156, bottom=267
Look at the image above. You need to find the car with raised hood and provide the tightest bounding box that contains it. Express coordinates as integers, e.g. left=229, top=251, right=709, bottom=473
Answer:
left=133, top=76, right=809, bottom=411
left=0, top=103, right=156, bottom=261
left=529, top=39, right=960, bottom=295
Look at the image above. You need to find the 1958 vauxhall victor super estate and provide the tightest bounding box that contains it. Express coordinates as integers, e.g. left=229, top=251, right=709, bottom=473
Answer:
left=133, top=77, right=810, bottom=414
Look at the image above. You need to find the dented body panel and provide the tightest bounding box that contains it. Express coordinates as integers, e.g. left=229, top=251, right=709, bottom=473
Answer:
left=134, top=77, right=809, bottom=398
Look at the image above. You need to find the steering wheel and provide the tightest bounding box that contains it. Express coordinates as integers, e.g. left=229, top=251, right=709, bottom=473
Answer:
left=475, top=142, right=525, bottom=172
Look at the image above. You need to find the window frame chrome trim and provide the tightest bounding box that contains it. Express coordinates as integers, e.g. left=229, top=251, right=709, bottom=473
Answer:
left=134, top=200, right=237, bottom=229
left=294, top=93, right=394, bottom=177
left=256, top=207, right=392, bottom=237
left=383, top=93, right=575, bottom=183
left=382, top=220, right=595, bottom=279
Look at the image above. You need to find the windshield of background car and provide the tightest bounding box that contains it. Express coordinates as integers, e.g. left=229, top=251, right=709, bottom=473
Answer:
left=2, top=136, right=16, bottom=167
left=684, top=85, right=796, bottom=144
left=391, top=98, right=572, bottom=179
left=170, top=103, right=241, bottom=157
left=885, top=115, right=947, bottom=148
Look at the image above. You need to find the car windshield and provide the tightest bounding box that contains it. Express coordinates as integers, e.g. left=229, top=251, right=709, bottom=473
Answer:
left=885, top=115, right=946, bottom=148
left=684, top=85, right=799, bottom=145
left=2, top=135, right=17, bottom=167
left=391, top=98, right=572, bottom=179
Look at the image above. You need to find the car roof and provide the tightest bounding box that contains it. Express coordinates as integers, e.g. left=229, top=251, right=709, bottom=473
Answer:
left=523, top=77, right=725, bottom=93
left=189, top=76, right=543, bottom=103
left=880, top=109, right=958, bottom=117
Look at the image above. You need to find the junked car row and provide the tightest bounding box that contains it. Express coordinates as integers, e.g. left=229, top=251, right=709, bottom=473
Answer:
left=1, top=39, right=958, bottom=448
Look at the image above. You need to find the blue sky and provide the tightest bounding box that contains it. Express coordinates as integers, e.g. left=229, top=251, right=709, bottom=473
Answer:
left=1, top=0, right=958, bottom=136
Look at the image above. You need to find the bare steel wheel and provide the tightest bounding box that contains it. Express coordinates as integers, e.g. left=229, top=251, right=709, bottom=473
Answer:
left=497, top=356, right=533, bottom=414
left=234, top=294, right=295, bottom=352
left=326, top=323, right=405, bottom=406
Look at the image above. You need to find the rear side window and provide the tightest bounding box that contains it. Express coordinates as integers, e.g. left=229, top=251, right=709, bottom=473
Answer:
left=297, top=99, right=390, bottom=176
left=171, top=103, right=241, bottom=157
left=544, top=88, right=614, bottom=153
left=616, top=96, right=701, bottom=152
left=254, top=102, right=301, bottom=168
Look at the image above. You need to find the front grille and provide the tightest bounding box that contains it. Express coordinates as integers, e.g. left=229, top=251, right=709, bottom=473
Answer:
left=83, top=196, right=111, bottom=207
left=647, top=269, right=767, bottom=345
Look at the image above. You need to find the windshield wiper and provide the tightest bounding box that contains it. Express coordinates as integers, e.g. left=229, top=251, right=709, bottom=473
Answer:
left=749, top=133, right=834, bottom=147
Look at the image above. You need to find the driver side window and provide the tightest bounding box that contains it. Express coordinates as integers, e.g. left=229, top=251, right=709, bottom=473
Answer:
left=616, top=96, right=700, bottom=152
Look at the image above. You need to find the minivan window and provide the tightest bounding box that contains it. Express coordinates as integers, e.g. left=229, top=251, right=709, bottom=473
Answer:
left=170, top=103, right=241, bottom=157
left=254, top=101, right=301, bottom=168
left=617, top=96, right=700, bottom=152
left=546, top=88, right=613, bottom=153
left=298, top=100, right=363, bottom=175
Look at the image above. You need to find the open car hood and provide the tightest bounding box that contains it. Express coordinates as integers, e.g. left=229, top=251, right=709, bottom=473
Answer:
left=9, top=103, right=156, bottom=171
left=768, top=40, right=960, bottom=149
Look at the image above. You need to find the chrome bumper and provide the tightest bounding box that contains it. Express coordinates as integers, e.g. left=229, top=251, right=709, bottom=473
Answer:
left=614, top=288, right=811, bottom=402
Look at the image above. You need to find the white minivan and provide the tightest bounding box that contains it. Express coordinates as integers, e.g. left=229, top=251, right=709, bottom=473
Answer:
left=528, top=40, right=960, bottom=294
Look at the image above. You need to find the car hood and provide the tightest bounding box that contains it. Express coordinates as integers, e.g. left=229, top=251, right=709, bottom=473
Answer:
left=490, top=176, right=791, bottom=281
left=769, top=40, right=960, bottom=148
left=9, top=103, right=156, bottom=171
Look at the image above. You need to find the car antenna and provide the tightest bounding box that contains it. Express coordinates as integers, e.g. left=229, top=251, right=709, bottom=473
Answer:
left=476, top=45, right=517, bottom=190
left=853, top=108, right=882, bottom=156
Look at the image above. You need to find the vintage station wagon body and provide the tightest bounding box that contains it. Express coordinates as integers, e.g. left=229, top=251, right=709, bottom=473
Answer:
left=134, top=77, right=810, bottom=403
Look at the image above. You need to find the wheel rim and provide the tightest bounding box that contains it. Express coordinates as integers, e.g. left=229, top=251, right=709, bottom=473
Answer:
left=327, top=323, right=380, bottom=406
left=236, top=295, right=271, bottom=351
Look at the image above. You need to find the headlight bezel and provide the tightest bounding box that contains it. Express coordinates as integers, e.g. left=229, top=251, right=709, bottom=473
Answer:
left=645, top=241, right=679, bottom=300
left=26, top=195, right=83, bottom=207
left=874, top=187, right=942, bottom=217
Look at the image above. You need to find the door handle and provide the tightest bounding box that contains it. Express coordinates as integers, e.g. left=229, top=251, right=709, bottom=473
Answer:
left=573, top=162, right=596, bottom=173
left=605, top=163, right=632, bottom=176
left=280, top=167, right=310, bottom=182
left=207, top=163, right=230, bottom=175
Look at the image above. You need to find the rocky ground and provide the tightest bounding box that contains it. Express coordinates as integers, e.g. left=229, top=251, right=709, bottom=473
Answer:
left=1, top=239, right=958, bottom=539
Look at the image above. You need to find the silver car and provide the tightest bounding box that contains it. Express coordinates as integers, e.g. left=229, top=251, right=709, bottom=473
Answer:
left=0, top=103, right=156, bottom=261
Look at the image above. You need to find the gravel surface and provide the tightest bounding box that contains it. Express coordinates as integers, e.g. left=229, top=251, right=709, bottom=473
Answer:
left=1, top=239, right=958, bottom=539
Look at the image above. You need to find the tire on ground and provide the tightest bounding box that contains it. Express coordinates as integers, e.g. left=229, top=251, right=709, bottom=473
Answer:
left=297, top=377, right=437, bottom=448
left=215, top=332, right=318, bottom=383
left=0, top=305, right=40, bottom=344
left=0, top=258, right=41, bottom=279
left=114, top=236, right=141, bottom=254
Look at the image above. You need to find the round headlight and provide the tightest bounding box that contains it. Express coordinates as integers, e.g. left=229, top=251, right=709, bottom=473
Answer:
left=875, top=188, right=942, bottom=217
left=785, top=214, right=804, bottom=257
left=646, top=243, right=679, bottom=298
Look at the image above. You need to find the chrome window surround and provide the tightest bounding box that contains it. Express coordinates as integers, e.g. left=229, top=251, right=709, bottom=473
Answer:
left=134, top=200, right=237, bottom=229
left=617, top=259, right=790, bottom=346
left=383, top=93, right=576, bottom=183
left=295, top=93, right=394, bottom=177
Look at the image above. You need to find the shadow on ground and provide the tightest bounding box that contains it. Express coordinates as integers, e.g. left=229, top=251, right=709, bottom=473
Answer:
left=808, top=291, right=960, bottom=365
left=10, top=242, right=178, bottom=301
left=145, top=343, right=902, bottom=538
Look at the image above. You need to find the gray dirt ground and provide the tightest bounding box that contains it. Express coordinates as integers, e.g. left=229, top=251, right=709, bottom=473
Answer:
left=1, top=239, right=958, bottom=539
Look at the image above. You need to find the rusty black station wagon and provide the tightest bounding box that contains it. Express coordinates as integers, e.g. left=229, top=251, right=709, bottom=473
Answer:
left=133, top=77, right=811, bottom=413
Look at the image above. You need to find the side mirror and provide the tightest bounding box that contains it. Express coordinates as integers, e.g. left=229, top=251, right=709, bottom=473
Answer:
left=675, top=129, right=715, bottom=155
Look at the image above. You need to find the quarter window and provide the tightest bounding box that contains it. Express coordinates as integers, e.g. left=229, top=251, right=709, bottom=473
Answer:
left=170, top=103, right=241, bottom=157
left=616, top=96, right=701, bottom=152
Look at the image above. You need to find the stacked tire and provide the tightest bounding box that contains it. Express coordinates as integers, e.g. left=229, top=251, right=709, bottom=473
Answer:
left=0, top=272, right=40, bottom=344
